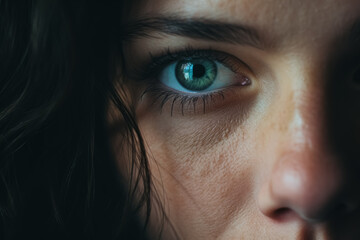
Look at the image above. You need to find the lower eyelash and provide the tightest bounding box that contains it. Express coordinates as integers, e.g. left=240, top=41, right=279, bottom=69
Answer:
left=141, top=86, right=225, bottom=116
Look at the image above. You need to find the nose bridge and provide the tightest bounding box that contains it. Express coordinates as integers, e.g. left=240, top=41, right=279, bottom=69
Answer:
left=278, top=55, right=329, bottom=152
left=286, top=88, right=326, bottom=154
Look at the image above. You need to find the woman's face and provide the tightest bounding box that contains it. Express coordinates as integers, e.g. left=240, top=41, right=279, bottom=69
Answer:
left=112, top=0, right=360, bottom=239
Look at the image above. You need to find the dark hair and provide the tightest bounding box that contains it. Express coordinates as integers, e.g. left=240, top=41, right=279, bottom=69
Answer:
left=0, top=1, right=152, bottom=239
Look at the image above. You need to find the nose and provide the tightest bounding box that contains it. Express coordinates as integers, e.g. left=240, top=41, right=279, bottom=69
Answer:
left=257, top=97, right=354, bottom=223
left=258, top=150, right=346, bottom=222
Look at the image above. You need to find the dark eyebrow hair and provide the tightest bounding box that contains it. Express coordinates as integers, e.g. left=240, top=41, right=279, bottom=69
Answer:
left=120, top=16, right=264, bottom=49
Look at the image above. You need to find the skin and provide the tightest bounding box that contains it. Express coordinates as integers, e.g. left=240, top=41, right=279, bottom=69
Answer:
left=110, top=0, right=360, bottom=239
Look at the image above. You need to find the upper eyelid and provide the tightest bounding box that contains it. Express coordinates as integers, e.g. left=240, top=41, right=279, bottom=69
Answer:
left=131, top=48, right=252, bottom=82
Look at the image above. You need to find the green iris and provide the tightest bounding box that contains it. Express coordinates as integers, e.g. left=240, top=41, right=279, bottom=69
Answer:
left=175, top=58, right=217, bottom=91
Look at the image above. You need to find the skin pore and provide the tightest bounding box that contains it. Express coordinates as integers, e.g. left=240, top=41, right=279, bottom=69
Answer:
left=111, top=0, right=360, bottom=239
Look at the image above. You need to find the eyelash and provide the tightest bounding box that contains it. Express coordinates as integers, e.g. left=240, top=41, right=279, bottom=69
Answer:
left=141, top=85, right=226, bottom=116
left=133, top=47, right=249, bottom=115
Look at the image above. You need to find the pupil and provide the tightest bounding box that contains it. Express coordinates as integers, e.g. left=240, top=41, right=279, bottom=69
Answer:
left=192, top=64, right=206, bottom=78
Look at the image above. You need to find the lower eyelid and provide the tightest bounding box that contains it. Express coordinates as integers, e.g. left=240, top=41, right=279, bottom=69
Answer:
left=140, top=87, right=225, bottom=116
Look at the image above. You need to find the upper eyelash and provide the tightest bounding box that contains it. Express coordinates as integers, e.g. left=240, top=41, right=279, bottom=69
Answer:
left=131, top=46, right=246, bottom=82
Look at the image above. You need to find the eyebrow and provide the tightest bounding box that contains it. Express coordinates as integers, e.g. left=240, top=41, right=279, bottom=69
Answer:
left=120, top=16, right=264, bottom=49
left=121, top=16, right=360, bottom=51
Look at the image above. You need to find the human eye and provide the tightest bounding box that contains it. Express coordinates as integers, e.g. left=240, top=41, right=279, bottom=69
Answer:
left=134, top=48, right=254, bottom=116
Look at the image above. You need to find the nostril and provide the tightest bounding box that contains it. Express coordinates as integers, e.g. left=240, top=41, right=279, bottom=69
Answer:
left=263, top=201, right=355, bottom=223
left=271, top=208, right=297, bottom=222
left=274, top=207, right=291, bottom=216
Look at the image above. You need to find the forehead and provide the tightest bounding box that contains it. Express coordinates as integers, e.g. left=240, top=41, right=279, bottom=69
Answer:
left=131, top=0, right=360, bottom=48
left=135, top=0, right=360, bottom=22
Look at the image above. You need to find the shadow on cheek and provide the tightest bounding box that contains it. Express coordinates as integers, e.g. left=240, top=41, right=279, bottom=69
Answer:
left=320, top=50, right=360, bottom=237
left=326, top=55, right=360, bottom=167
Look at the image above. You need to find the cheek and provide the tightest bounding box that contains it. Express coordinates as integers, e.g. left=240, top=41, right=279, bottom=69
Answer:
left=138, top=112, right=259, bottom=236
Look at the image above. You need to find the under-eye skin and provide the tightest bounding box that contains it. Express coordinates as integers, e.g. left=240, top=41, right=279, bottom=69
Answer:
left=131, top=48, right=253, bottom=115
